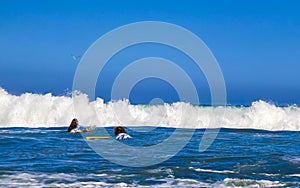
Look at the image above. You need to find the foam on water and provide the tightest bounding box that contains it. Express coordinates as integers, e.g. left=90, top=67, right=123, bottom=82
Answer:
left=189, top=167, right=235, bottom=174
left=0, top=87, right=299, bottom=131
left=0, top=126, right=299, bottom=187
left=0, top=172, right=289, bottom=188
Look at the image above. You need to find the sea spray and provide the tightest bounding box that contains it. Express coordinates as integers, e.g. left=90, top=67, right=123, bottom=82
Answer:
left=0, top=88, right=299, bottom=130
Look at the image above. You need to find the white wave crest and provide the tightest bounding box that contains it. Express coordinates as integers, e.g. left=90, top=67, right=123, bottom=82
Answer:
left=0, top=88, right=299, bottom=131
left=0, top=172, right=289, bottom=188
left=189, top=167, right=235, bottom=174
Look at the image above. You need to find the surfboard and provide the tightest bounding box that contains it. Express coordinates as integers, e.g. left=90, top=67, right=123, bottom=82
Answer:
left=86, top=136, right=110, bottom=140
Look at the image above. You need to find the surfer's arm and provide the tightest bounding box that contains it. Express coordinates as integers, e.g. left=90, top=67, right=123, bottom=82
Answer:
left=70, top=128, right=82, bottom=134
left=116, top=133, right=132, bottom=140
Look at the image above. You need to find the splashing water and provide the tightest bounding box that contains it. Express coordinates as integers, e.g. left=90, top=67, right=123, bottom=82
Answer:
left=0, top=87, right=299, bottom=131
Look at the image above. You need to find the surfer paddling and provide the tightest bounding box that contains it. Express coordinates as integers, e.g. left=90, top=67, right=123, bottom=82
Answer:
left=68, top=119, right=130, bottom=140
left=114, top=126, right=132, bottom=140
left=67, top=118, right=90, bottom=134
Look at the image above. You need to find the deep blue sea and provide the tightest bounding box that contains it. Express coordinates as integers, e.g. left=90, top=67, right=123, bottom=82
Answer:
left=1, top=127, right=299, bottom=187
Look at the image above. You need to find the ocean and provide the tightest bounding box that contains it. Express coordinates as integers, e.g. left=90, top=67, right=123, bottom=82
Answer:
left=0, top=88, right=299, bottom=187
left=1, top=127, right=299, bottom=187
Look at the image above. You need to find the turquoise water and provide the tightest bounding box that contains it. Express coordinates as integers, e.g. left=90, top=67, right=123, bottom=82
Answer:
left=0, top=127, right=299, bottom=187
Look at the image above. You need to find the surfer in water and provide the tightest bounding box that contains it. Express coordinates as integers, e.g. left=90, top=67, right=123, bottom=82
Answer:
left=114, top=126, right=132, bottom=140
left=67, top=118, right=90, bottom=134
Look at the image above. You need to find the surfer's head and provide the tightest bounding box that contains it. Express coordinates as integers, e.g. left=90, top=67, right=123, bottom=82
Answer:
left=68, top=118, right=79, bottom=132
left=114, top=126, right=126, bottom=135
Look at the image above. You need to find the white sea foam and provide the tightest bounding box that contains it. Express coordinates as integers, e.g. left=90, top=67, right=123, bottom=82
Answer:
left=222, top=178, right=286, bottom=187
left=282, top=156, right=300, bottom=163
left=0, top=172, right=290, bottom=188
left=0, top=172, right=128, bottom=188
left=256, top=173, right=281, bottom=177
left=189, top=167, right=235, bottom=174
left=286, top=174, right=300, bottom=177
left=0, top=87, right=299, bottom=131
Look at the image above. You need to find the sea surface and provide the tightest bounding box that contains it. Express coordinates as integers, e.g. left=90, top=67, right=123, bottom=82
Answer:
left=1, top=127, right=299, bottom=187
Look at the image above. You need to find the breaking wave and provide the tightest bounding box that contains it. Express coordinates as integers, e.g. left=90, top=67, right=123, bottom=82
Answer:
left=0, top=88, right=299, bottom=131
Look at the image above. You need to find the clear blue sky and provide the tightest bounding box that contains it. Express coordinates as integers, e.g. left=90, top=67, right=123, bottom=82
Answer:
left=0, top=0, right=299, bottom=105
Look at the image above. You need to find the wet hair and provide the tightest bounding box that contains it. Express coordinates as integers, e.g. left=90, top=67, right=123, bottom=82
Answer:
left=114, top=126, right=126, bottom=135
left=68, top=118, right=79, bottom=132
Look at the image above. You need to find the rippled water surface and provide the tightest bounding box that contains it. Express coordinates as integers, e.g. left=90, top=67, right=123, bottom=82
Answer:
left=0, top=127, right=299, bottom=187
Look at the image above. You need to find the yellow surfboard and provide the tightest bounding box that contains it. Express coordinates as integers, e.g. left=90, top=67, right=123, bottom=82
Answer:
left=86, top=136, right=110, bottom=140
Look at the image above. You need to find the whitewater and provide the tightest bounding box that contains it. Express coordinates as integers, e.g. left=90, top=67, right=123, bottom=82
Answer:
left=0, top=87, right=299, bottom=131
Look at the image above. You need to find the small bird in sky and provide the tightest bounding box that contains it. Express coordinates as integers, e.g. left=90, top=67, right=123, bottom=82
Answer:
left=71, top=54, right=81, bottom=61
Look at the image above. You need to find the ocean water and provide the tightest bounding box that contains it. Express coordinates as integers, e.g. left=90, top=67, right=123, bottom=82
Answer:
left=0, top=127, right=299, bottom=187
left=0, top=88, right=300, bottom=187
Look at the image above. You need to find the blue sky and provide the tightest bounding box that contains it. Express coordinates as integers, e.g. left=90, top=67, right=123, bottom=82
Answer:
left=0, top=0, right=299, bottom=105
